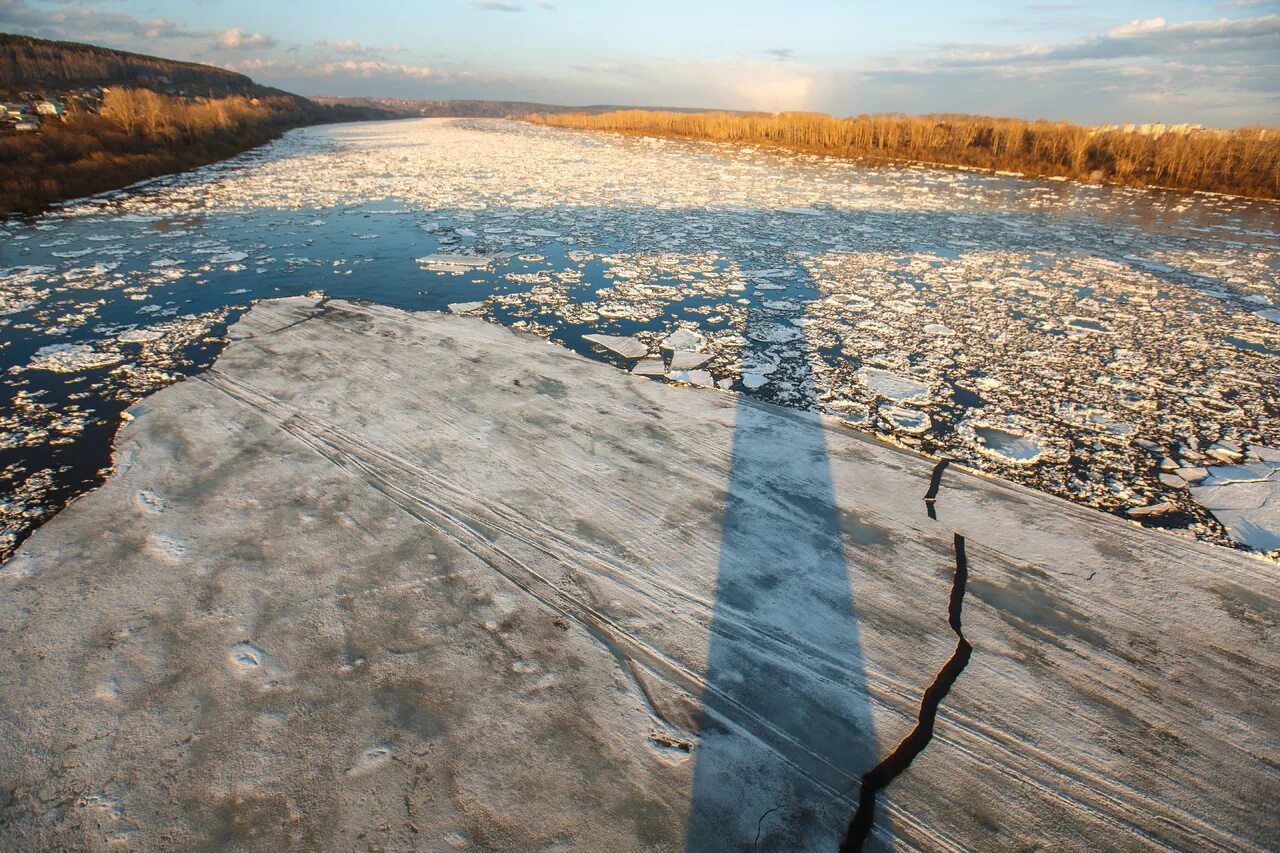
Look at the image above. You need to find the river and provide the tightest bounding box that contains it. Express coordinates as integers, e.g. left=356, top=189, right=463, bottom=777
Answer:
left=1, top=117, right=1278, bottom=557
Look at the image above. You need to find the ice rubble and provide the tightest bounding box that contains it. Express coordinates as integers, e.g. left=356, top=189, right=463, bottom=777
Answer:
left=2, top=118, right=1278, bottom=554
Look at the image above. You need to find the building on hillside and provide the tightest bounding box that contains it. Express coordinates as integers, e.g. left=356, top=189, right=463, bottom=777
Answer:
left=14, top=121, right=39, bottom=132
left=35, top=100, right=62, bottom=116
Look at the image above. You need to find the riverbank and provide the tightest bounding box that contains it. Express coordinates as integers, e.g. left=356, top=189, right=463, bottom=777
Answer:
left=526, top=110, right=1280, bottom=200
left=0, top=94, right=387, bottom=215
left=2, top=296, right=1275, bottom=850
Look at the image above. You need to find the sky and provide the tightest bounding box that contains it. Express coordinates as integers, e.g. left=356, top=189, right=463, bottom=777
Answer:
left=1, top=0, right=1277, bottom=126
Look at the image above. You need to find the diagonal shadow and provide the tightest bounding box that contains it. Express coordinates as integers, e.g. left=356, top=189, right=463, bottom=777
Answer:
left=685, top=265, right=880, bottom=851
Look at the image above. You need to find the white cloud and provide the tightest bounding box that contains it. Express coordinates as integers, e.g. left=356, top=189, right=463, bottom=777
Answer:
left=228, top=57, right=463, bottom=82
left=216, top=28, right=277, bottom=50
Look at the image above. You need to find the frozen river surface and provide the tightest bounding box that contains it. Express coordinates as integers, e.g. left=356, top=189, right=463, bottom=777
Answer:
left=1, top=118, right=1278, bottom=556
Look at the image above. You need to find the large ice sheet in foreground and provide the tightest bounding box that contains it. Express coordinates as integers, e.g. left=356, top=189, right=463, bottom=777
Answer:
left=0, top=298, right=1275, bottom=851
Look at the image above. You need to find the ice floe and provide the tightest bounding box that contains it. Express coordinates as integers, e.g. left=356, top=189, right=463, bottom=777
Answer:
left=582, top=334, right=648, bottom=358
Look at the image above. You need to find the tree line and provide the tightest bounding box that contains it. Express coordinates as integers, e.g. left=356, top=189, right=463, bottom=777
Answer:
left=526, top=110, right=1280, bottom=199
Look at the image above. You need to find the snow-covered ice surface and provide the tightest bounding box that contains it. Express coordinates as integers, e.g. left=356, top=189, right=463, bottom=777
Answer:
left=1, top=117, right=1278, bottom=561
left=1, top=298, right=1275, bottom=850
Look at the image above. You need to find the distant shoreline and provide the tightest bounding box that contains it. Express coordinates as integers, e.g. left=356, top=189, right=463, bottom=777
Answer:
left=527, top=110, right=1280, bottom=201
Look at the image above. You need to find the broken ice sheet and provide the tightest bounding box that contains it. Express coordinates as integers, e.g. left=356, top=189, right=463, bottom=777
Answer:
left=3, top=117, right=1279, bottom=556
left=1189, top=455, right=1280, bottom=551
left=582, top=334, right=648, bottom=359
left=666, top=368, right=714, bottom=387
left=669, top=351, right=712, bottom=371
left=630, top=358, right=666, bottom=376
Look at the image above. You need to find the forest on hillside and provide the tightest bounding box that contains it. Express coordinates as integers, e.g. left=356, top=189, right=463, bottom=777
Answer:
left=0, top=33, right=260, bottom=96
left=528, top=110, right=1280, bottom=200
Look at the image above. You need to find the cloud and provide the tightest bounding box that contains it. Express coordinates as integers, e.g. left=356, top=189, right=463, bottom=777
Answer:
left=216, top=27, right=276, bottom=50
left=315, top=38, right=370, bottom=56
left=838, top=13, right=1280, bottom=125
left=0, top=0, right=206, bottom=42
left=764, top=48, right=795, bottom=61
left=471, top=1, right=524, bottom=11
left=934, top=14, right=1280, bottom=65
left=228, top=56, right=465, bottom=82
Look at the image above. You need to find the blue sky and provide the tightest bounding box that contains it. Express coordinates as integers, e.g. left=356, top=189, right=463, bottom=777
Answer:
left=2, top=0, right=1277, bottom=125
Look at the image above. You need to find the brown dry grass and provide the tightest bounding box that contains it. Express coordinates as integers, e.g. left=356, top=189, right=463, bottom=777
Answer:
left=527, top=110, right=1280, bottom=199
left=0, top=91, right=335, bottom=214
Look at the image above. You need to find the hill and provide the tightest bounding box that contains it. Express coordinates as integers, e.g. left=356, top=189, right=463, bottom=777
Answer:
left=0, top=34, right=399, bottom=214
left=0, top=32, right=264, bottom=98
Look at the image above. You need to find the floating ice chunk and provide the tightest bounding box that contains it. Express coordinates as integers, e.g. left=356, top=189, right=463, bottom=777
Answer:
left=924, top=324, right=955, bottom=336
left=974, top=426, right=1043, bottom=463
left=1064, top=316, right=1113, bottom=334
left=666, top=369, right=714, bottom=387
left=118, top=328, right=165, bottom=344
left=1129, top=502, right=1175, bottom=518
left=28, top=343, right=119, bottom=372
left=661, top=329, right=706, bottom=353
left=51, top=247, right=95, bottom=258
left=669, top=351, right=712, bottom=371
left=858, top=367, right=929, bottom=402
left=747, top=323, right=802, bottom=344
left=882, top=406, right=931, bottom=434
left=524, top=229, right=561, bottom=238
left=582, top=334, right=647, bottom=358
left=741, top=373, right=768, bottom=390
left=1206, top=442, right=1244, bottom=463
left=447, top=301, right=485, bottom=315
left=210, top=251, right=248, bottom=263
left=1190, top=476, right=1279, bottom=551
left=631, top=358, right=666, bottom=376
left=417, top=253, right=496, bottom=273
left=1063, top=408, right=1135, bottom=437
